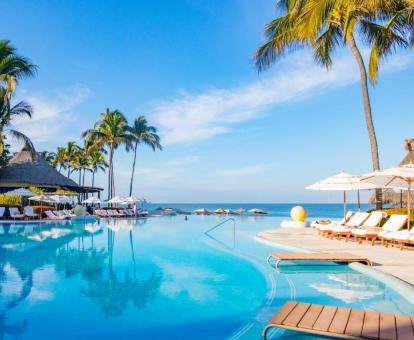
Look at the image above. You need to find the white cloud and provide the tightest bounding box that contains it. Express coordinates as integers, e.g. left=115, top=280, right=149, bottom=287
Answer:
left=152, top=51, right=413, bottom=145
left=13, top=83, right=91, bottom=144
left=218, top=165, right=265, bottom=177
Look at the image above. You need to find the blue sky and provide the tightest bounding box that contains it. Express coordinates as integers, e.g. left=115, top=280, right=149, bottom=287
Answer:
left=3, top=0, right=414, bottom=203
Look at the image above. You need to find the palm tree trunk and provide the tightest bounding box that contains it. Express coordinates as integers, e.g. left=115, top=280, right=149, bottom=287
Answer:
left=67, top=166, right=71, bottom=178
left=78, top=169, right=81, bottom=185
left=108, top=146, right=113, bottom=200
left=347, top=34, right=382, bottom=209
left=59, top=164, right=62, bottom=173
left=82, top=169, right=86, bottom=187
left=129, top=142, right=138, bottom=196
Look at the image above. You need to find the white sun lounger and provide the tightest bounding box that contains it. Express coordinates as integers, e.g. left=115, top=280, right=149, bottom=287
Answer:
left=9, top=207, right=24, bottom=220
left=0, top=207, right=5, bottom=219
left=312, top=211, right=354, bottom=230
left=45, top=210, right=68, bottom=220
left=24, top=206, right=38, bottom=219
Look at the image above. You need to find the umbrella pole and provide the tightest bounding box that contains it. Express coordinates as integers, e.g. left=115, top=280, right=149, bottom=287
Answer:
left=343, top=191, right=347, bottom=220
left=357, top=190, right=361, bottom=212
left=408, top=181, right=411, bottom=230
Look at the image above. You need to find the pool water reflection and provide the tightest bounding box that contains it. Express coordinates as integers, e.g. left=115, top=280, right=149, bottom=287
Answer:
left=0, top=216, right=413, bottom=339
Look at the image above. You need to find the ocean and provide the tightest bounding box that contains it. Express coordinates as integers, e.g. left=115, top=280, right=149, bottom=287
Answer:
left=142, top=203, right=371, bottom=219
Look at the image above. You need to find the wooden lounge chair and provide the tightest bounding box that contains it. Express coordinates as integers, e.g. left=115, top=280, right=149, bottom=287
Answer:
left=327, top=212, right=370, bottom=240
left=347, top=211, right=387, bottom=245
left=312, top=211, right=354, bottom=231
left=267, top=252, right=372, bottom=268
left=45, top=210, right=68, bottom=220
left=0, top=207, right=5, bottom=219
left=262, top=301, right=414, bottom=339
left=377, top=215, right=409, bottom=246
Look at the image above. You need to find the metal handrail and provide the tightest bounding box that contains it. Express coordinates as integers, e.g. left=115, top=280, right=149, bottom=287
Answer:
left=204, top=217, right=235, bottom=235
left=204, top=218, right=236, bottom=250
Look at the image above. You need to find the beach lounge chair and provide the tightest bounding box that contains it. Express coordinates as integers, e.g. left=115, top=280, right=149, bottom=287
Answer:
left=349, top=211, right=387, bottom=245
left=323, top=212, right=369, bottom=239
left=24, top=206, right=38, bottom=219
left=63, top=209, right=76, bottom=217
left=377, top=215, right=408, bottom=246
left=0, top=207, right=5, bottom=219
left=9, top=207, right=24, bottom=220
left=45, top=210, right=68, bottom=220
left=312, top=211, right=353, bottom=231
left=94, top=209, right=106, bottom=217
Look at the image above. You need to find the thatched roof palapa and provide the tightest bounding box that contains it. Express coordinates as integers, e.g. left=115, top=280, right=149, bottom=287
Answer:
left=0, top=148, right=101, bottom=193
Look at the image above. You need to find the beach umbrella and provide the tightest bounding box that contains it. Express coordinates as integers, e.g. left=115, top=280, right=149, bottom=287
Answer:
left=82, top=197, right=102, bottom=204
left=50, top=195, right=73, bottom=204
left=234, top=208, right=247, bottom=214
left=5, top=188, right=37, bottom=197
left=123, top=196, right=137, bottom=204
left=361, top=164, right=414, bottom=228
left=307, top=172, right=378, bottom=218
left=248, top=208, right=267, bottom=214
left=28, top=194, right=55, bottom=203
left=214, top=208, right=225, bottom=214
left=194, top=208, right=211, bottom=215
left=107, top=196, right=124, bottom=204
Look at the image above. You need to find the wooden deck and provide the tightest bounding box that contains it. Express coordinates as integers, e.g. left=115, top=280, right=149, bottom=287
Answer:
left=267, top=252, right=373, bottom=268
left=263, top=301, right=414, bottom=339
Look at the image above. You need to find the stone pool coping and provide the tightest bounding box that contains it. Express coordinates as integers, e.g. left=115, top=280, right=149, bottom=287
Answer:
left=256, top=227, right=414, bottom=296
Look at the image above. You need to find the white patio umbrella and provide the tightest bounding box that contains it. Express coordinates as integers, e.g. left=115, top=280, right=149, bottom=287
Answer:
left=5, top=188, right=37, bottom=197
left=28, top=194, right=55, bottom=203
left=82, top=197, right=102, bottom=204
left=50, top=195, right=72, bottom=204
left=107, top=196, right=124, bottom=205
left=307, top=172, right=378, bottom=218
left=361, top=164, right=414, bottom=228
left=123, top=196, right=137, bottom=204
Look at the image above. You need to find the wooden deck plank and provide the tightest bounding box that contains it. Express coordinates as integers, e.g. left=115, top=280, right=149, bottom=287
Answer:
left=361, top=310, right=380, bottom=339
left=283, top=302, right=311, bottom=327
left=269, top=301, right=298, bottom=325
left=395, top=314, right=414, bottom=339
left=379, top=313, right=396, bottom=340
left=345, top=309, right=365, bottom=338
left=329, top=307, right=351, bottom=334
left=313, top=306, right=337, bottom=332
left=298, top=304, right=324, bottom=329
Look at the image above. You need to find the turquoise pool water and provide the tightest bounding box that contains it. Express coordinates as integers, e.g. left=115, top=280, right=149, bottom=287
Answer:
left=0, top=215, right=413, bottom=339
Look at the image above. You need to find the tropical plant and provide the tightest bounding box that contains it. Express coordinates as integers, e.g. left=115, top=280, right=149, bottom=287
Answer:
left=126, top=116, right=162, bottom=196
left=64, top=141, right=81, bottom=178
left=89, top=150, right=108, bottom=188
left=0, top=88, right=34, bottom=162
left=72, top=147, right=91, bottom=186
left=0, top=194, right=22, bottom=207
left=82, top=109, right=129, bottom=199
left=54, top=147, right=67, bottom=172
left=40, top=150, right=56, bottom=165
left=0, top=40, right=36, bottom=163
left=28, top=186, right=45, bottom=194
left=253, top=0, right=411, bottom=208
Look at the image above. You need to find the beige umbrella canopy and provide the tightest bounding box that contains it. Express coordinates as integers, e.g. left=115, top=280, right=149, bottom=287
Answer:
left=362, top=164, right=414, bottom=228
left=214, top=208, right=225, bottom=214
left=248, top=208, right=267, bottom=214
left=234, top=208, right=246, bottom=214
left=307, top=172, right=378, bottom=218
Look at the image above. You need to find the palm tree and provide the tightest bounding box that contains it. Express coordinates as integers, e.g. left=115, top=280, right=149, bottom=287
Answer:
left=89, top=150, right=108, bottom=188
left=126, top=116, right=162, bottom=196
left=253, top=0, right=404, bottom=208
left=72, top=148, right=91, bottom=187
left=40, top=151, right=56, bottom=165
left=54, top=147, right=67, bottom=172
left=65, top=142, right=80, bottom=178
left=82, top=109, right=129, bottom=199
left=0, top=89, right=34, bottom=161
left=0, top=40, right=36, bottom=98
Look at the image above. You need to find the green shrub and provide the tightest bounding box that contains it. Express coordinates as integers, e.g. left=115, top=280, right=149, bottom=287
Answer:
left=29, top=186, right=45, bottom=194
left=0, top=194, right=22, bottom=206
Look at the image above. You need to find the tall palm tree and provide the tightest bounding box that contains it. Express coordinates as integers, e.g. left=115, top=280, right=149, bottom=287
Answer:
left=89, top=150, right=108, bottom=188
left=82, top=109, right=129, bottom=199
left=54, top=147, right=67, bottom=172
left=126, top=116, right=162, bottom=196
left=253, top=0, right=404, bottom=208
left=0, top=40, right=36, bottom=98
left=40, top=151, right=56, bottom=165
left=65, top=142, right=80, bottom=178
left=0, top=89, right=34, bottom=161
left=72, top=148, right=91, bottom=187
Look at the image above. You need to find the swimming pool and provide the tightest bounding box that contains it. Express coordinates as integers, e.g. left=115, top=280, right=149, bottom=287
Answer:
left=0, top=215, right=413, bottom=339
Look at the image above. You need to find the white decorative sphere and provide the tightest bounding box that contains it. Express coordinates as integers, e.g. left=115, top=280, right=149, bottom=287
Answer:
left=290, top=206, right=308, bottom=222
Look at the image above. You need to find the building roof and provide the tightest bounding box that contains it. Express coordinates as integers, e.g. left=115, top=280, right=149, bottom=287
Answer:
left=0, top=149, right=79, bottom=189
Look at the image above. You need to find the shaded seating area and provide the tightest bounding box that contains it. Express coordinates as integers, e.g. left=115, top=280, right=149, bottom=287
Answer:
left=262, top=301, right=414, bottom=339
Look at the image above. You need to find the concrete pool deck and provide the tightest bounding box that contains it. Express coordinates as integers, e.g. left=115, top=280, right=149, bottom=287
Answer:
left=257, top=228, right=414, bottom=286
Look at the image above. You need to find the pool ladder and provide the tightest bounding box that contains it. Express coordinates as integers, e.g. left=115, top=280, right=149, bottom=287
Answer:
left=204, top=218, right=236, bottom=250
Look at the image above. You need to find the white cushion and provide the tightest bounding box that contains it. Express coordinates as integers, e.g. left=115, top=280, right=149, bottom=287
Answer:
left=362, top=212, right=385, bottom=228
left=382, top=215, right=407, bottom=232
